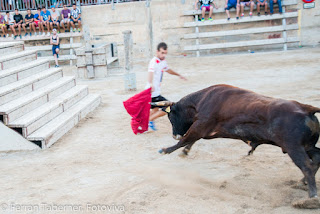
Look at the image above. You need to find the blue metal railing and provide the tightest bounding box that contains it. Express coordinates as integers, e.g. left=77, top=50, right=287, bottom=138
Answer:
left=0, top=0, right=145, bottom=12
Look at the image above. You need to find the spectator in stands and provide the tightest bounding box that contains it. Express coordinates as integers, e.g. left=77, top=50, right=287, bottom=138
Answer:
left=50, top=6, right=61, bottom=33
left=22, top=9, right=36, bottom=37
left=270, top=0, right=282, bottom=15
left=50, top=28, right=60, bottom=67
left=257, top=0, right=268, bottom=16
left=4, top=11, right=15, bottom=38
left=70, top=3, right=81, bottom=32
left=195, top=0, right=218, bottom=22
left=225, top=0, right=240, bottom=21
left=60, top=3, right=71, bottom=32
left=34, top=8, right=43, bottom=36
left=40, top=6, right=51, bottom=36
left=13, top=9, right=23, bottom=39
left=239, top=0, right=254, bottom=17
left=0, top=13, right=7, bottom=38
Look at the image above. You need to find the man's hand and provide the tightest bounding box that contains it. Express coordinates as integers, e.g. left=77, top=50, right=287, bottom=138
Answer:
left=179, top=75, right=187, bottom=81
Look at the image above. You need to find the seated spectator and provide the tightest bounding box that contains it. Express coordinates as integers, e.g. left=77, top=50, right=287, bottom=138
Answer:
left=0, top=13, right=7, bottom=38
left=13, top=9, right=23, bottom=39
left=240, top=0, right=254, bottom=17
left=70, top=3, right=81, bottom=32
left=4, top=11, right=15, bottom=38
left=225, top=0, right=240, bottom=21
left=22, top=9, right=36, bottom=37
left=257, top=0, right=268, bottom=16
left=60, top=3, right=71, bottom=32
left=50, top=28, right=60, bottom=67
left=270, top=0, right=282, bottom=15
left=34, top=8, right=44, bottom=36
left=50, top=6, right=60, bottom=33
left=40, top=6, right=51, bottom=36
left=195, top=0, right=218, bottom=22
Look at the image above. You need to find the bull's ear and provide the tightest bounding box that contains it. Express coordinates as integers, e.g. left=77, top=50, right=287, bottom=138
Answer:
left=164, top=106, right=171, bottom=113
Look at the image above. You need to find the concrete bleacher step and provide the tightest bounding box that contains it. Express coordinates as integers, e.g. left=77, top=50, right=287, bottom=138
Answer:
left=9, top=85, right=89, bottom=137
left=183, top=0, right=298, bottom=16
left=25, top=43, right=83, bottom=52
left=0, top=32, right=83, bottom=42
left=107, top=57, right=118, bottom=65
left=0, top=50, right=37, bottom=70
left=0, top=41, right=24, bottom=56
left=27, top=94, right=101, bottom=148
left=0, top=59, right=49, bottom=87
left=184, top=12, right=298, bottom=27
left=184, top=24, right=299, bottom=39
left=0, top=67, right=63, bottom=105
left=39, top=55, right=77, bottom=62
left=184, top=37, right=299, bottom=51
left=0, top=76, right=75, bottom=124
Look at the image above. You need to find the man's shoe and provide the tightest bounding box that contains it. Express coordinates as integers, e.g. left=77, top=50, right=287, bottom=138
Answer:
left=24, top=33, right=28, bottom=37
left=14, top=35, right=17, bottom=40
left=19, top=35, right=22, bottom=39
left=201, top=18, right=205, bottom=22
left=208, top=17, right=213, bottom=21
left=42, top=32, right=45, bottom=36
left=55, top=65, right=59, bottom=68
left=148, top=121, right=157, bottom=131
left=46, top=32, right=50, bottom=36
left=257, top=12, right=260, bottom=16
left=29, top=32, right=32, bottom=36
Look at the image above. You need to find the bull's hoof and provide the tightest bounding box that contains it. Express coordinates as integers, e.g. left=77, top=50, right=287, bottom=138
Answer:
left=291, top=181, right=308, bottom=191
left=158, top=148, right=166, bottom=154
left=292, top=197, right=320, bottom=209
left=178, top=151, right=188, bottom=158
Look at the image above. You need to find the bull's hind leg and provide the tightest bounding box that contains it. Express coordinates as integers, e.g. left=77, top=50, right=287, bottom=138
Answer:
left=287, top=147, right=318, bottom=198
left=303, top=147, right=320, bottom=184
left=247, top=141, right=260, bottom=156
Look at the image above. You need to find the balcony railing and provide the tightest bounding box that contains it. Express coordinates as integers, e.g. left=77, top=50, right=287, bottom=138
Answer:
left=0, top=0, right=146, bottom=12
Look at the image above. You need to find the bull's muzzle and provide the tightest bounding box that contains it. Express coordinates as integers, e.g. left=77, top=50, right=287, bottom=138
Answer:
left=173, top=135, right=182, bottom=140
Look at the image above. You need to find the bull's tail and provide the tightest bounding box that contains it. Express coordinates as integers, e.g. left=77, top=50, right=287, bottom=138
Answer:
left=298, top=103, right=320, bottom=114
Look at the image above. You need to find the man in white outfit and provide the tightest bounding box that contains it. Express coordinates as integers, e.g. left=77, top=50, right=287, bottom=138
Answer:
left=146, top=42, right=187, bottom=131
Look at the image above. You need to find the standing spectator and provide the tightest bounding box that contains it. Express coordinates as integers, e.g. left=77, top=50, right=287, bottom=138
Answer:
left=257, top=0, right=268, bottom=16
left=34, top=8, right=43, bottom=36
left=4, top=11, right=15, bottom=38
left=70, top=3, right=81, bottom=32
left=0, top=13, right=7, bottom=38
left=50, top=28, right=60, bottom=67
left=50, top=6, right=60, bottom=33
left=239, top=0, right=255, bottom=17
left=13, top=9, right=23, bottom=39
left=40, top=6, right=51, bottom=36
left=22, top=9, right=36, bottom=37
left=195, top=0, right=218, bottom=22
left=60, top=3, right=71, bottom=32
left=225, top=0, right=240, bottom=21
left=270, top=0, right=282, bottom=15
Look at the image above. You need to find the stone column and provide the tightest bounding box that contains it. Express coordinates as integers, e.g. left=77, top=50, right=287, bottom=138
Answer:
left=123, top=30, right=136, bottom=91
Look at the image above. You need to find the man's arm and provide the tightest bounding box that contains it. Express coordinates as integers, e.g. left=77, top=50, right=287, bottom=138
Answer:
left=50, top=36, right=53, bottom=45
left=55, top=36, right=60, bottom=46
left=195, top=0, right=199, bottom=10
left=166, top=69, right=187, bottom=80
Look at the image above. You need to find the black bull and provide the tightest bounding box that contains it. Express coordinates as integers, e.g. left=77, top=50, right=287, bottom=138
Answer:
left=151, top=84, right=320, bottom=200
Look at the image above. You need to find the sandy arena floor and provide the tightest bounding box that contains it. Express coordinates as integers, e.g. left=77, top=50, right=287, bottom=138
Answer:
left=1, top=48, right=320, bottom=214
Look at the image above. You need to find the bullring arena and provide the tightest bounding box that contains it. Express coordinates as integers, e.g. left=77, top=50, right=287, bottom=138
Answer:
left=0, top=0, right=319, bottom=213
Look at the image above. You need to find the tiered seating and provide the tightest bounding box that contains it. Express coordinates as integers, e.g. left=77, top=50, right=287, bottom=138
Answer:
left=183, top=0, right=299, bottom=56
left=0, top=33, right=83, bottom=65
left=0, top=41, right=101, bottom=148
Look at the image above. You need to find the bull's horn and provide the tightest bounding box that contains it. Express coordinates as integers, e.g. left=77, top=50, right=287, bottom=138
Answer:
left=150, top=101, right=175, bottom=107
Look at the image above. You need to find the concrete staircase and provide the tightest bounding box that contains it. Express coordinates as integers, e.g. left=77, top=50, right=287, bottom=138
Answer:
left=0, top=41, right=101, bottom=149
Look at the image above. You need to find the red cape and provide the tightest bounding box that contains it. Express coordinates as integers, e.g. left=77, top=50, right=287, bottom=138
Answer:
left=123, top=88, right=151, bottom=134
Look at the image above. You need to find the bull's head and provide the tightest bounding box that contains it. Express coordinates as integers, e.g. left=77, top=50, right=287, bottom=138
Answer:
left=150, top=101, right=194, bottom=140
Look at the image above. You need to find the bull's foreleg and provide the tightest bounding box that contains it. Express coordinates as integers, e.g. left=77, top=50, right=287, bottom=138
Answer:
left=159, top=124, right=201, bottom=155
left=247, top=141, right=260, bottom=156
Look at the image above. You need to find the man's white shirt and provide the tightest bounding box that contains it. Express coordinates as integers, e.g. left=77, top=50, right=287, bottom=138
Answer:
left=146, top=57, right=169, bottom=98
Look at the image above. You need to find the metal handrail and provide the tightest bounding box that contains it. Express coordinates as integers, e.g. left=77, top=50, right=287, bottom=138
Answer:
left=0, top=0, right=145, bottom=12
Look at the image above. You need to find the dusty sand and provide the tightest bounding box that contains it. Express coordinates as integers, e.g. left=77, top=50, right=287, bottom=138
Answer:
left=0, top=48, right=320, bottom=214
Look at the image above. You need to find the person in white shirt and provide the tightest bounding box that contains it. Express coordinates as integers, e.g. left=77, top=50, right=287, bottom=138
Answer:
left=146, top=42, right=187, bottom=131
